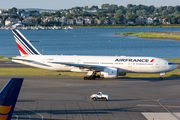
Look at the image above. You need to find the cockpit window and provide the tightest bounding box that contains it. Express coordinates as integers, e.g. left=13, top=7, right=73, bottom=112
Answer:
left=168, top=63, right=174, bottom=65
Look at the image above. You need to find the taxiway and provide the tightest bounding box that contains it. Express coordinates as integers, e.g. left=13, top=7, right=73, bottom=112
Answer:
left=0, top=76, right=180, bottom=120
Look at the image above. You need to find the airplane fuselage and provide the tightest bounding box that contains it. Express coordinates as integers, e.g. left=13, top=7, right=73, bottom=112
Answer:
left=13, top=55, right=176, bottom=74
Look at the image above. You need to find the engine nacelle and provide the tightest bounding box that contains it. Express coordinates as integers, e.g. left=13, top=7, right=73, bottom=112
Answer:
left=101, top=68, right=119, bottom=78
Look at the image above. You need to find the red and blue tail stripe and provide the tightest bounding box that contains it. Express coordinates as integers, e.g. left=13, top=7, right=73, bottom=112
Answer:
left=12, top=29, right=41, bottom=56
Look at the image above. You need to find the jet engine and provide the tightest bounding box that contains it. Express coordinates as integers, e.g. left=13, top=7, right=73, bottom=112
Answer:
left=101, top=68, right=119, bottom=78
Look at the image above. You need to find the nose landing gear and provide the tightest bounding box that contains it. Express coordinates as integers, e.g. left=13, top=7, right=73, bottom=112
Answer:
left=159, top=73, right=166, bottom=80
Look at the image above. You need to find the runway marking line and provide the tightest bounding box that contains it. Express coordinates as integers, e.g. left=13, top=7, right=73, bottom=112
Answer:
left=137, top=104, right=180, bottom=108
left=13, top=113, right=18, bottom=120
left=16, top=106, right=44, bottom=120
left=157, top=97, right=180, bottom=120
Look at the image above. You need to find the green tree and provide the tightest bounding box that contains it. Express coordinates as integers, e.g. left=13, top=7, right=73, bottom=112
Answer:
left=36, top=16, right=41, bottom=24
left=10, top=15, right=18, bottom=19
left=30, top=19, right=35, bottom=24
left=129, top=14, right=138, bottom=22
left=90, top=5, right=98, bottom=10
left=101, top=4, right=110, bottom=9
left=115, top=13, right=124, bottom=24
left=8, top=7, right=17, bottom=14
left=127, top=4, right=133, bottom=9
left=175, top=5, right=180, bottom=12
left=18, top=16, right=23, bottom=22
left=109, top=13, right=114, bottom=18
left=100, top=17, right=106, bottom=24
left=167, top=6, right=174, bottom=14
left=54, top=11, right=61, bottom=17
left=162, top=9, right=169, bottom=16
left=171, top=17, right=177, bottom=24
left=148, top=5, right=155, bottom=14
left=85, top=6, right=89, bottom=10
left=40, top=12, right=51, bottom=16
left=66, top=14, right=73, bottom=19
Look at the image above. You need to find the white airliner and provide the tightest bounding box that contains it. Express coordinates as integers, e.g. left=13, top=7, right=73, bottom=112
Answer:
left=12, top=29, right=177, bottom=80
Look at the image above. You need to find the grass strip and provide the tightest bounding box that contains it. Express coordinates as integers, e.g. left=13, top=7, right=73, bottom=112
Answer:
left=115, top=32, right=180, bottom=40
left=0, top=67, right=87, bottom=77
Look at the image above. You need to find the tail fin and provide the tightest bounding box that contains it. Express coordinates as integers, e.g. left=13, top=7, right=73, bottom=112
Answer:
left=12, top=29, right=41, bottom=56
left=0, top=78, right=24, bottom=120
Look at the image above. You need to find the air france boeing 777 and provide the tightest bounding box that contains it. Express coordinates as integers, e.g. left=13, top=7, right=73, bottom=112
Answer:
left=12, top=29, right=177, bottom=80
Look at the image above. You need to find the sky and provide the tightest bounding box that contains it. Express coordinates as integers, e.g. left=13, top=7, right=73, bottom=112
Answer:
left=0, top=0, right=180, bottom=10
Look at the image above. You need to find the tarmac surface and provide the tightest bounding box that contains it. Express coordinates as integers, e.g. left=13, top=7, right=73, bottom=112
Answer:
left=0, top=76, right=180, bottom=120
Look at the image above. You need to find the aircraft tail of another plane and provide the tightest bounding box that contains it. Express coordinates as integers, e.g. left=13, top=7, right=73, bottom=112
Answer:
left=12, top=29, right=41, bottom=56
left=0, top=78, right=24, bottom=120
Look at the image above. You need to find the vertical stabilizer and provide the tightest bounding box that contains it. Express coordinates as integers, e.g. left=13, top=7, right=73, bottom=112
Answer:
left=12, top=29, right=41, bottom=56
left=0, top=78, right=24, bottom=120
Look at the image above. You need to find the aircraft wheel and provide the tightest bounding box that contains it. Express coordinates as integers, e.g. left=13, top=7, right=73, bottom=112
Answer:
left=159, top=77, right=163, bottom=80
left=88, top=76, right=91, bottom=80
left=91, top=77, right=96, bottom=80
left=84, top=77, right=87, bottom=80
left=97, top=75, right=100, bottom=78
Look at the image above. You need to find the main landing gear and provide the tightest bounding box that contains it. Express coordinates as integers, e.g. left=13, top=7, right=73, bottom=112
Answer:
left=159, top=73, right=166, bottom=80
left=84, top=72, right=100, bottom=80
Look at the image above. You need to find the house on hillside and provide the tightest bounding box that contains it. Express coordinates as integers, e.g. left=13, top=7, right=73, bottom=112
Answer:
left=104, top=18, right=109, bottom=25
left=94, top=18, right=100, bottom=24
left=146, top=17, right=153, bottom=24
left=135, top=16, right=146, bottom=23
left=159, top=18, right=163, bottom=24
left=0, top=9, right=10, bottom=16
left=127, top=21, right=134, bottom=25
left=54, top=17, right=60, bottom=22
left=84, top=17, right=92, bottom=24
left=75, top=17, right=84, bottom=25
left=0, top=9, right=8, bottom=14
left=22, top=17, right=37, bottom=24
left=110, top=17, right=116, bottom=25
left=5, top=18, right=19, bottom=26
left=86, top=10, right=97, bottom=15
left=66, top=19, right=75, bottom=25
left=21, top=11, right=30, bottom=17
left=59, top=16, right=66, bottom=24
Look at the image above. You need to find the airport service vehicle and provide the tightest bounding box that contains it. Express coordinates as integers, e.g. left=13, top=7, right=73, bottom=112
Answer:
left=91, top=92, right=109, bottom=101
left=12, top=29, right=177, bottom=80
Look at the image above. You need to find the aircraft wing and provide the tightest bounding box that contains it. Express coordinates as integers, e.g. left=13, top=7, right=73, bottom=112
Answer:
left=51, top=62, right=105, bottom=71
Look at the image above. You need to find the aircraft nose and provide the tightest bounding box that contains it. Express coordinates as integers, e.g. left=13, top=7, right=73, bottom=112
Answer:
left=171, top=64, right=177, bottom=70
